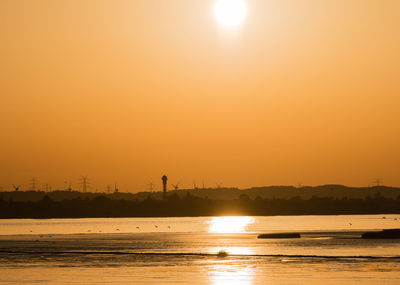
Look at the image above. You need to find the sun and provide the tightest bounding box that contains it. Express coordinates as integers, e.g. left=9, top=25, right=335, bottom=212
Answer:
left=214, top=0, right=247, bottom=28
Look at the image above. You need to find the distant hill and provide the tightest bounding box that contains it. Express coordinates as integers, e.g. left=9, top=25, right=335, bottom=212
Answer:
left=163, top=185, right=400, bottom=200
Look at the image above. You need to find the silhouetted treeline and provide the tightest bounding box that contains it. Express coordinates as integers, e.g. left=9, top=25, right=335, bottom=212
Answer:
left=1, top=192, right=400, bottom=218
left=1, top=185, right=400, bottom=203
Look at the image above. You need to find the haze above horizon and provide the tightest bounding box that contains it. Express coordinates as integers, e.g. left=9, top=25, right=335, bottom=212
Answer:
left=1, top=0, right=399, bottom=192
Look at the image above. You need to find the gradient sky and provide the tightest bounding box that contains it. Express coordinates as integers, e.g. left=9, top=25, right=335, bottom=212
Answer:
left=1, top=0, right=399, bottom=192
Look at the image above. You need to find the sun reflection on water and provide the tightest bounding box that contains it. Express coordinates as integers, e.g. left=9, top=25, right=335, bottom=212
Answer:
left=208, top=216, right=254, bottom=233
left=209, top=264, right=254, bottom=285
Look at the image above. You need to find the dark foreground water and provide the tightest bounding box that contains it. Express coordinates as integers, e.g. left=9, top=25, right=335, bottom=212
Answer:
left=0, top=215, right=400, bottom=284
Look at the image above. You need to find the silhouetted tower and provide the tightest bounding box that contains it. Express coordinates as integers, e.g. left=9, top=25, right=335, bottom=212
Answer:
left=81, top=176, right=88, bottom=193
left=162, top=175, right=168, bottom=200
left=44, top=184, right=51, bottom=192
left=374, top=178, right=383, bottom=186
left=12, top=185, right=20, bottom=192
left=114, top=183, right=119, bottom=193
left=64, top=181, right=72, bottom=191
left=30, top=178, right=37, bottom=191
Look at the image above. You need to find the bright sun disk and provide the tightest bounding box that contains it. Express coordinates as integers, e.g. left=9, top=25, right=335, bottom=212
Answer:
left=214, top=0, right=247, bottom=27
left=208, top=216, right=254, bottom=233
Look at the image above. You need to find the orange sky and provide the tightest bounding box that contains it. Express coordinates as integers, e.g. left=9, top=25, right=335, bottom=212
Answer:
left=1, top=0, right=399, bottom=192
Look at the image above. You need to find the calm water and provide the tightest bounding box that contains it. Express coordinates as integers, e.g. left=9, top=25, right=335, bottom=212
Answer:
left=0, top=215, right=400, bottom=284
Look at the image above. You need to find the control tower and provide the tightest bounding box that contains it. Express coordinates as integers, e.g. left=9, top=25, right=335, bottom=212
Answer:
left=161, top=175, right=168, bottom=200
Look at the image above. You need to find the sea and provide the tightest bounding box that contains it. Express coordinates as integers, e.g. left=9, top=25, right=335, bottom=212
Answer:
left=0, top=215, right=400, bottom=284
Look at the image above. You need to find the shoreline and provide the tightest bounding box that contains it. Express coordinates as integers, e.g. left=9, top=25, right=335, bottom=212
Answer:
left=0, top=212, right=399, bottom=219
